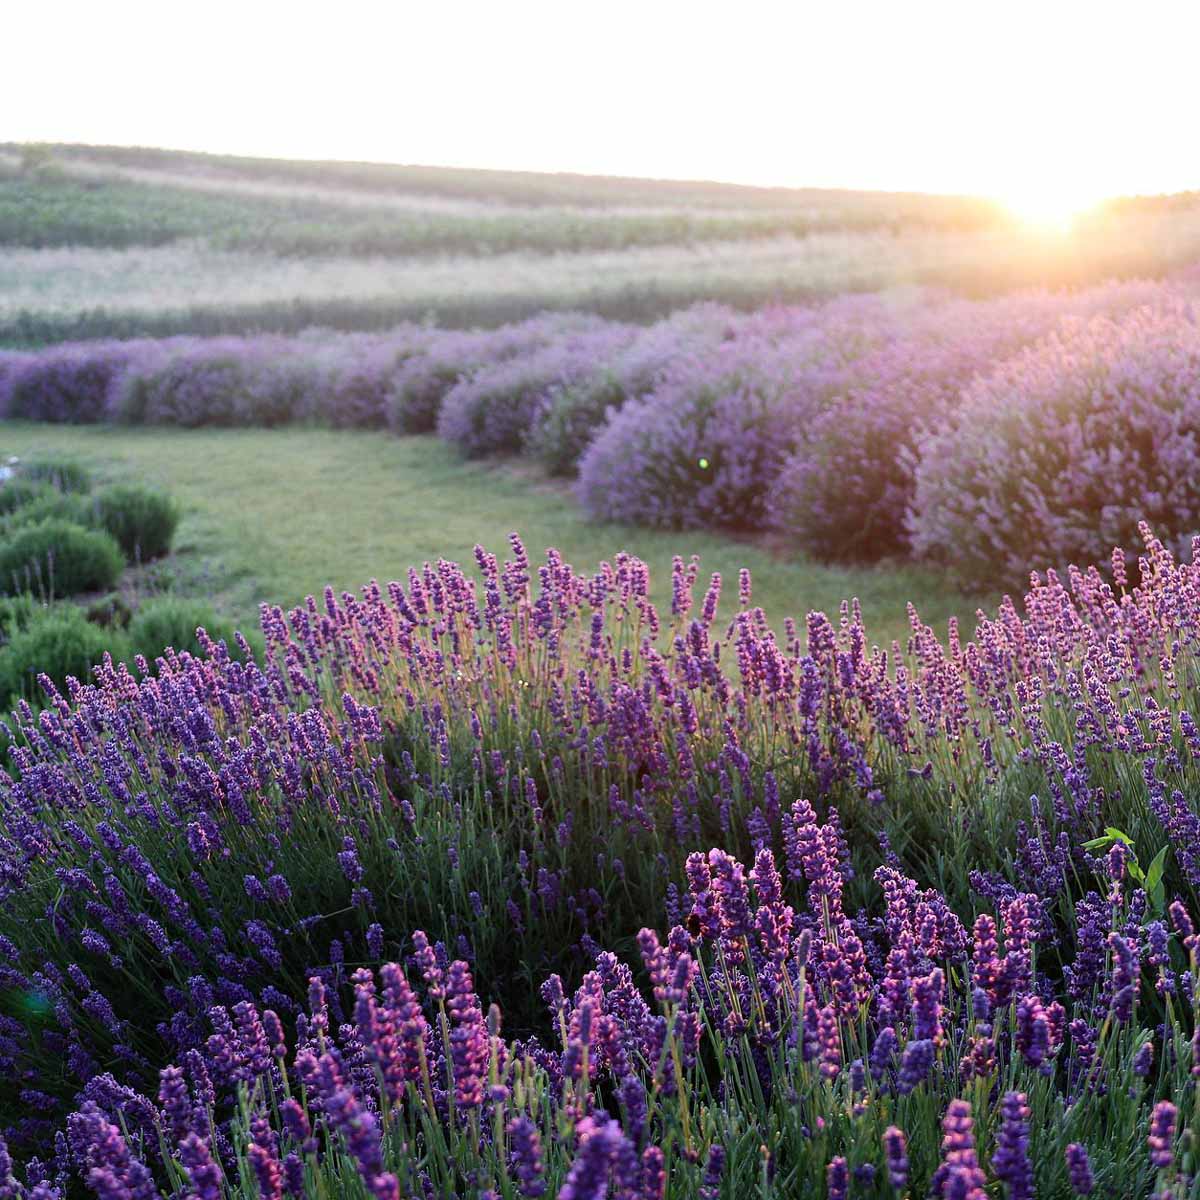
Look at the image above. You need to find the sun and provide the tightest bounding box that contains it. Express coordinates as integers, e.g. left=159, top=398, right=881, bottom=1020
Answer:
left=999, top=184, right=1106, bottom=234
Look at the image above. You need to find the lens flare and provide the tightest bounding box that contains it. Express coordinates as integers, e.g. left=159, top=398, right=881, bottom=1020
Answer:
left=999, top=184, right=1106, bottom=233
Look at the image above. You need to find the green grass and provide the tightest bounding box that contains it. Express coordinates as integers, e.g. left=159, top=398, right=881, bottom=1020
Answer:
left=0, top=422, right=989, bottom=643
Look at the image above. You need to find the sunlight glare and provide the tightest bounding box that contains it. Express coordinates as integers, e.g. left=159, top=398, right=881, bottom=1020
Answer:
left=999, top=183, right=1106, bottom=234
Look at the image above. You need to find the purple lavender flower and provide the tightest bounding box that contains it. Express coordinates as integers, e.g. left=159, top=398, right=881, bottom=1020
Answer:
left=827, top=1155, right=848, bottom=1200
left=558, top=1115, right=629, bottom=1200
left=507, top=1116, right=546, bottom=1198
left=883, top=1125, right=909, bottom=1191
left=932, top=1099, right=986, bottom=1200
left=1148, top=1100, right=1177, bottom=1170
left=699, top=1144, right=725, bottom=1200
left=1065, top=1143, right=1094, bottom=1195
left=991, top=1092, right=1034, bottom=1200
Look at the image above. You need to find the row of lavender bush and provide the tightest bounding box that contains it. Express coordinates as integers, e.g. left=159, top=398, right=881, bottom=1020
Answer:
left=0, top=527, right=1199, bottom=1195
left=4, top=275, right=1200, bottom=586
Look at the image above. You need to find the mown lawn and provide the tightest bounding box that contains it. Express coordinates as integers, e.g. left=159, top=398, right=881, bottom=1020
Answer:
left=0, top=422, right=990, bottom=644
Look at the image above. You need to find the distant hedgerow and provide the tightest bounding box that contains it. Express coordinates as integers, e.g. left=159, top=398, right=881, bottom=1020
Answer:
left=526, top=303, right=737, bottom=475
left=576, top=301, right=891, bottom=528
left=437, top=325, right=636, bottom=458
left=386, top=312, right=607, bottom=434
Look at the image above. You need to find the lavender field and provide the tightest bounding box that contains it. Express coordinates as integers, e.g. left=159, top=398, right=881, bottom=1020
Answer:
left=3, top=139, right=1200, bottom=1200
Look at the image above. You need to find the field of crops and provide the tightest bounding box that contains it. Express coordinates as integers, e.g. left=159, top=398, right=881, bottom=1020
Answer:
left=4, top=144, right=1200, bottom=344
left=2, top=142, right=1200, bottom=1199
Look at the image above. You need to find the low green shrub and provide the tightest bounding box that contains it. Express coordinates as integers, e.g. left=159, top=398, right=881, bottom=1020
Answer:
left=127, top=596, right=260, bottom=665
left=0, top=480, right=52, bottom=516
left=0, top=519, right=124, bottom=598
left=0, top=489, right=97, bottom=532
left=0, top=604, right=122, bottom=705
left=84, top=592, right=133, bottom=629
left=0, top=595, right=39, bottom=642
left=20, top=456, right=92, bottom=494
left=95, top=483, right=180, bottom=561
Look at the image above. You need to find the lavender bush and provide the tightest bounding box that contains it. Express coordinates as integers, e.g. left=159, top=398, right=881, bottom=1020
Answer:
left=1, top=341, right=155, bottom=424
left=526, top=303, right=738, bottom=475
left=385, top=313, right=608, bottom=434
left=437, top=324, right=637, bottom=458
left=769, top=278, right=1180, bottom=563
left=910, top=300, right=1200, bottom=586
left=575, top=301, right=892, bottom=528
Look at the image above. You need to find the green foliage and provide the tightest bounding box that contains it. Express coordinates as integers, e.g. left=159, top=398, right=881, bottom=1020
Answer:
left=127, top=596, right=260, bottom=665
left=0, top=518, right=123, bottom=598
left=20, top=455, right=92, bottom=492
left=0, top=594, right=38, bottom=641
left=84, top=591, right=133, bottom=629
left=0, top=479, right=50, bottom=515
left=0, top=488, right=97, bottom=531
left=0, top=603, right=121, bottom=705
left=95, top=482, right=180, bottom=561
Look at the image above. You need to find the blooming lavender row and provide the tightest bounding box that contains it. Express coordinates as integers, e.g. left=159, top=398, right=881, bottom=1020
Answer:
left=8, top=273, right=1200, bottom=578
left=3, top=818, right=1197, bottom=1197
left=0, top=526, right=1199, bottom=1190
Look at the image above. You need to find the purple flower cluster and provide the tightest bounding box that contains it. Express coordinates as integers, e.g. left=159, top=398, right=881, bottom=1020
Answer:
left=0, top=524, right=1198, bottom=1191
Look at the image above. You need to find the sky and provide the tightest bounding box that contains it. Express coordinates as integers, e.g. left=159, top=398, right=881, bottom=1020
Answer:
left=5, top=0, right=1198, bottom=207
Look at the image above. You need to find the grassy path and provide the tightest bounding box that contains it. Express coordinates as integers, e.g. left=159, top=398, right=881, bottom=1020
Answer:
left=0, top=422, right=989, bottom=644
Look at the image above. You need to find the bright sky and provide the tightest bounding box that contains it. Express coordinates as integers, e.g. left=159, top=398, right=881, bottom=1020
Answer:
left=5, top=0, right=1198, bottom=208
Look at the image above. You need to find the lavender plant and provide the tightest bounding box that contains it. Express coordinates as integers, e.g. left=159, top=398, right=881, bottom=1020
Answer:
left=0, top=527, right=1198, bottom=1197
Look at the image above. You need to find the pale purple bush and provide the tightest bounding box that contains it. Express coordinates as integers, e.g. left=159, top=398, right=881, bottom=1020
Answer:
left=769, top=278, right=1185, bottom=563
left=1, top=341, right=157, bottom=423
left=437, top=324, right=637, bottom=458
left=909, top=300, right=1200, bottom=586
left=0, top=351, right=32, bottom=416
left=304, top=329, right=434, bottom=428
left=386, top=311, right=608, bottom=434
left=526, top=303, right=739, bottom=475
left=111, top=337, right=324, bottom=427
left=575, top=296, right=899, bottom=528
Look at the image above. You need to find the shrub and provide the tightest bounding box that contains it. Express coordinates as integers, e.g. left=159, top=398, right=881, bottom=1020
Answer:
left=112, top=342, right=265, bottom=427
left=0, top=351, right=31, bottom=416
left=0, top=519, right=124, bottom=598
left=2, top=341, right=149, bottom=423
left=95, top=483, right=180, bottom=561
left=313, top=336, right=421, bottom=429
left=0, top=480, right=51, bottom=516
left=21, top=455, right=92, bottom=493
left=574, top=304, right=885, bottom=528
left=527, top=369, right=627, bottom=475
left=0, top=594, right=38, bottom=642
left=84, top=591, right=133, bottom=629
left=127, top=597, right=260, bottom=665
left=386, top=312, right=608, bottom=434
left=770, top=280, right=1184, bottom=563
left=909, top=302, right=1200, bottom=586
left=0, top=604, right=122, bottom=705
left=437, top=325, right=636, bottom=458
left=0, top=488, right=97, bottom=531
left=526, top=304, right=737, bottom=475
